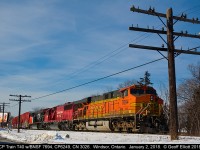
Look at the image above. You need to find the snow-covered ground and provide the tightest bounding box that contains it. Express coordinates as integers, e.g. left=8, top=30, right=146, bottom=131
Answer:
left=0, top=128, right=200, bottom=144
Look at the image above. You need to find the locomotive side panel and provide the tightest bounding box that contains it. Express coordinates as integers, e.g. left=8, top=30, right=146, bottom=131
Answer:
left=43, top=105, right=65, bottom=130
left=56, top=105, right=64, bottom=121
left=62, top=103, right=74, bottom=121
left=11, top=116, right=18, bottom=128
left=20, top=112, right=30, bottom=129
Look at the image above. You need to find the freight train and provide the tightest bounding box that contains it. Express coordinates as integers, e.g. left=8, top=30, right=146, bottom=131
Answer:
left=11, top=84, right=168, bottom=133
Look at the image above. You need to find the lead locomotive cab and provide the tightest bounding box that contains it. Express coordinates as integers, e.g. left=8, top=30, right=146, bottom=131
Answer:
left=119, top=85, right=167, bottom=133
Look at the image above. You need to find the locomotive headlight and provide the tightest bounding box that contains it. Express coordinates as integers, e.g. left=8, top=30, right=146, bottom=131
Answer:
left=150, top=95, right=154, bottom=101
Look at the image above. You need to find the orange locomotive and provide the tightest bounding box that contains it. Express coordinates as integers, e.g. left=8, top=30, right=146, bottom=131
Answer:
left=73, top=84, right=168, bottom=133
left=11, top=84, right=168, bottom=133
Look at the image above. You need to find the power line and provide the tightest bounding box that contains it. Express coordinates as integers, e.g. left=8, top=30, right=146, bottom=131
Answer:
left=12, top=43, right=193, bottom=106
left=37, top=6, right=200, bottom=90
left=11, top=6, right=199, bottom=104
left=31, top=57, right=165, bottom=101
left=177, top=4, right=200, bottom=16
left=10, top=103, right=18, bottom=108
left=41, top=28, right=163, bottom=92
left=9, top=5, right=200, bottom=107
left=186, top=5, right=200, bottom=16
left=41, top=32, right=155, bottom=88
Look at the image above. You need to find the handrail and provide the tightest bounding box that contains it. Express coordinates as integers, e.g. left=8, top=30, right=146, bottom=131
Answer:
left=136, top=103, right=143, bottom=115
left=139, top=103, right=151, bottom=115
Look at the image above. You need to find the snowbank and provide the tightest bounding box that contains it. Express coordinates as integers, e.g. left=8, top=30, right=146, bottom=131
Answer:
left=0, top=129, right=200, bottom=144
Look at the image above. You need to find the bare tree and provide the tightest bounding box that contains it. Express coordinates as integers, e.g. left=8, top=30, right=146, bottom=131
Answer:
left=159, top=83, right=169, bottom=124
left=159, top=82, right=169, bottom=104
left=177, top=62, right=200, bottom=135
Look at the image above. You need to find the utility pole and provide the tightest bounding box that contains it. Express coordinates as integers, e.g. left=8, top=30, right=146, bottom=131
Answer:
left=0, top=103, right=10, bottom=127
left=9, top=95, right=31, bottom=133
left=129, top=6, right=200, bottom=140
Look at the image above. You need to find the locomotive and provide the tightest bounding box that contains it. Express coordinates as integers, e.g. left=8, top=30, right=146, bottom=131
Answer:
left=11, top=84, right=168, bottom=133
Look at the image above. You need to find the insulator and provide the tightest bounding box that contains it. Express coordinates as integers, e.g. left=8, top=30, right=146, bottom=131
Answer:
left=181, top=13, right=184, bottom=17
left=149, top=6, right=152, bottom=11
left=184, top=14, right=187, bottom=19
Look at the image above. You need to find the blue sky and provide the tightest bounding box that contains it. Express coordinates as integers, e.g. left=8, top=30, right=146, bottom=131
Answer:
left=0, top=0, right=199, bottom=116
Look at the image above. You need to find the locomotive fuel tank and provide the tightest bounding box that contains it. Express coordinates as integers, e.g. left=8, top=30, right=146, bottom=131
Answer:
left=86, top=120, right=111, bottom=131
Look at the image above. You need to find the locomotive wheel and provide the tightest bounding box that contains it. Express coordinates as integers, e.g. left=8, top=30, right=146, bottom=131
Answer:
left=109, top=121, right=115, bottom=132
left=127, top=128, right=132, bottom=133
left=111, top=121, right=119, bottom=132
left=113, top=127, right=119, bottom=132
left=68, top=123, right=74, bottom=131
left=58, top=123, right=65, bottom=130
left=75, top=124, right=79, bottom=131
left=80, top=122, right=86, bottom=130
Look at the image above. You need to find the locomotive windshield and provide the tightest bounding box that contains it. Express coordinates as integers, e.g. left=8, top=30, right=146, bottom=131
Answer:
left=121, top=90, right=128, bottom=97
left=64, top=104, right=73, bottom=110
left=146, top=89, right=157, bottom=95
left=130, top=89, right=144, bottom=95
left=130, top=88, right=157, bottom=95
